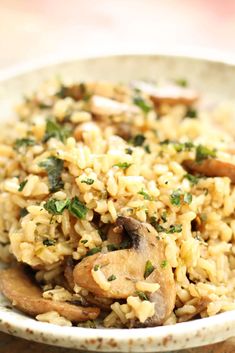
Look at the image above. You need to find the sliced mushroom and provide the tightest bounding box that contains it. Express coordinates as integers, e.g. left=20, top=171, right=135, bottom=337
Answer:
left=132, top=81, right=198, bottom=106
left=73, top=217, right=176, bottom=326
left=178, top=297, right=211, bottom=322
left=90, top=95, right=139, bottom=116
left=0, top=266, right=100, bottom=322
left=183, top=159, right=235, bottom=183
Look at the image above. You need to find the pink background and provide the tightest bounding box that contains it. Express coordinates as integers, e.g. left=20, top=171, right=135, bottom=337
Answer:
left=1, top=0, right=235, bottom=70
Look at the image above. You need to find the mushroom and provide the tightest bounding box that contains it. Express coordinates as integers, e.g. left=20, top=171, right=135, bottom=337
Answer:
left=0, top=266, right=100, bottom=322
left=90, top=95, right=139, bottom=116
left=73, top=217, right=176, bottom=326
left=183, top=159, right=235, bottom=183
left=132, top=81, right=198, bottom=106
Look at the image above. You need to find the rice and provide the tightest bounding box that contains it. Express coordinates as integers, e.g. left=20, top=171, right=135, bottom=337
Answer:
left=0, top=78, right=235, bottom=328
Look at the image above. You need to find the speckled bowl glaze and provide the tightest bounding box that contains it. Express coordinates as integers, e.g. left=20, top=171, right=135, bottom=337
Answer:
left=0, top=53, right=235, bottom=352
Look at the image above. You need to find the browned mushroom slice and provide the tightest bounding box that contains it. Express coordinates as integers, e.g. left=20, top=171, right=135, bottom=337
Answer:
left=178, top=297, right=211, bottom=322
left=73, top=217, right=176, bottom=326
left=0, top=267, right=100, bottom=322
left=132, top=81, right=198, bottom=106
left=90, top=95, right=139, bottom=116
left=183, top=159, right=235, bottom=183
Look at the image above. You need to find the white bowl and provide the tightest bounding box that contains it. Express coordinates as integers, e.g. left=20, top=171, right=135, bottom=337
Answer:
left=0, top=53, right=235, bottom=352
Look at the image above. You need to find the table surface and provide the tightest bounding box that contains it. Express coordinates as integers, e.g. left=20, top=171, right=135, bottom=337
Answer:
left=1, top=0, right=235, bottom=352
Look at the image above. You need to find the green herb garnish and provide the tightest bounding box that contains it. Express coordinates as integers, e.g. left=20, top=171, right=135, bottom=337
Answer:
left=18, top=179, right=28, bottom=192
left=133, top=96, right=151, bottom=113
left=161, top=211, right=167, bottom=223
left=184, top=173, right=199, bottom=186
left=68, top=196, right=88, bottom=219
left=144, top=260, right=154, bottom=279
left=125, top=147, right=133, bottom=155
left=43, top=238, right=56, bottom=246
left=39, top=156, right=64, bottom=192
left=19, top=207, right=29, bottom=218
left=107, top=244, right=119, bottom=252
left=113, top=162, right=132, bottom=169
left=138, top=188, right=153, bottom=201
left=14, top=138, right=35, bottom=151
left=186, top=108, right=197, bottom=118
left=81, top=239, right=88, bottom=244
left=107, top=274, right=117, bottom=281
left=93, top=264, right=100, bottom=271
left=86, top=247, right=101, bottom=256
left=183, top=192, right=192, bottom=204
left=167, top=224, right=182, bottom=233
left=133, top=134, right=146, bottom=147
left=195, top=145, right=216, bottom=163
left=161, top=260, right=168, bottom=268
left=144, top=145, right=151, bottom=154
left=81, top=178, right=94, bottom=185
left=175, top=78, right=188, bottom=87
left=44, top=198, right=70, bottom=215
left=43, top=119, right=71, bottom=143
left=135, top=291, right=148, bottom=301
left=170, top=189, right=182, bottom=206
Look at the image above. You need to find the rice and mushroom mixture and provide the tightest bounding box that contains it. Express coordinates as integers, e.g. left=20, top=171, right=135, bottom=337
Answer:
left=0, top=78, right=235, bottom=328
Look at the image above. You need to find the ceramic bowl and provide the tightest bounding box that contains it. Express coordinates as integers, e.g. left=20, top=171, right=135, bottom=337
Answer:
left=0, top=53, right=235, bottom=352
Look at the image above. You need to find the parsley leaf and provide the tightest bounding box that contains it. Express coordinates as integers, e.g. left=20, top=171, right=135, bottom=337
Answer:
left=183, top=192, right=192, bottom=204
left=161, top=211, right=167, bottom=223
left=166, top=224, right=182, bottom=234
left=133, top=134, right=146, bottom=147
left=161, top=260, right=168, bottom=268
left=81, top=178, right=94, bottom=185
left=93, top=264, right=100, bottom=271
left=68, top=196, right=88, bottom=219
left=44, top=198, right=70, bottom=215
left=195, top=145, right=216, bottom=163
left=125, top=147, right=133, bottom=155
left=138, top=188, right=153, bottom=201
left=107, top=274, right=117, bottom=281
left=43, top=119, right=71, bottom=143
left=39, top=156, right=64, bottom=192
left=86, top=247, right=101, bottom=256
left=14, top=138, right=35, bottom=151
left=43, top=238, right=56, bottom=246
left=133, top=96, right=151, bottom=113
left=186, top=108, right=197, bottom=118
left=170, top=189, right=182, bottom=206
left=144, top=144, right=151, bottom=154
left=144, top=260, right=154, bottom=279
left=184, top=173, right=199, bottom=186
left=18, top=179, right=28, bottom=192
left=113, top=162, right=132, bottom=169
left=175, top=78, right=188, bottom=87
left=135, top=291, right=148, bottom=301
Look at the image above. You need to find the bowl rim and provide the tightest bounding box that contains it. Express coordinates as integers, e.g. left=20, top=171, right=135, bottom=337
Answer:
left=0, top=50, right=235, bottom=352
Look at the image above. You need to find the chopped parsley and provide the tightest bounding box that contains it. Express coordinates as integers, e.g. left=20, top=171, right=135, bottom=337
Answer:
left=81, top=239, right=88, bottom=244
left=161, top=211, right=167, bottom=223
left=14, top=138, right=35, bottom=151
left=125, top=147, right=133, bottom=155
left=68, top=196, right=88, bottom=219
left=184, top=173, right=199, bottom=186
left=167, top=224, right=182, bottom=234
left=19, top=207, right=29, bottom=218
left=81, top=178, right=94, bottom=185
left=93, top=264, right=100, bottom=271
left=144, top=144, right=151, bottom=154
left=183, top=192, right=193, bottom=204
left=170, top=189, right=182, bottom=206
left=161, top=260, right=168, bottom=268
left=43, top=238, right=56, bottom=246
left=174, top=141, right=194, bottom=152
left=186, top=108, right=197, bottom=118
left=138, top=188, right=153, bottom=201
left=43, top=198, right=70, bottom=215
left=133, top=96, right=151, bottom=113
left=144, top=260, right=154, bottom=279
left=175, top=78, right=188, bottom=87
left=135, top=291, right=148, bottom=301
left=195, top=145, right=216, bottom=163
left=18, top=179, right=28, bottom=192
left=107, top=243, right=119, bottom=252
left=133, top=134, right=146, bottom=147
left=39, top=156, right=64, bottom=192
left=86, top=247, right=101, bottom=256
left=43, top=119, right=71, bottom=143
left=113, top=162, right=132, bottom=169
left=107, top=274, right=117, bottom=281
